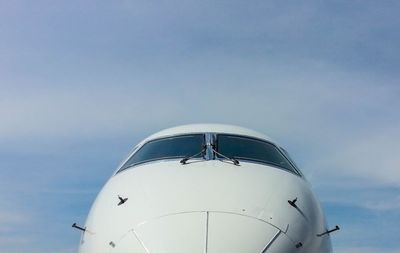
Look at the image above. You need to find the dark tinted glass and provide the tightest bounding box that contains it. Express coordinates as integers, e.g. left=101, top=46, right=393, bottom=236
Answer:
left=217, top=135, right=295, bottom=172
left=120, top=134, right=205, bottom=170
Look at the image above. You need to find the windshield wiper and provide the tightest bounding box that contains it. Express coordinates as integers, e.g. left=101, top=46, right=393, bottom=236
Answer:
left=180, top=146, right=206, bottom=165
left=211, top=146, right=240, bottom=166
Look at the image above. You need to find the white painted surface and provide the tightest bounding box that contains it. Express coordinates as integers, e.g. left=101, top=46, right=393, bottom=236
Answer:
left=135, top=212, right=206, bottom=253
left=207, top=212, right=280, bottom=253
left=79, top=124, right=332, bottom=253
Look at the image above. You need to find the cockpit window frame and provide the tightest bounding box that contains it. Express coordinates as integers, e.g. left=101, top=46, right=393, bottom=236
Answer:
left=117, top=133, right=206, bottom=173
left=279, top=147, right=303, bottom=176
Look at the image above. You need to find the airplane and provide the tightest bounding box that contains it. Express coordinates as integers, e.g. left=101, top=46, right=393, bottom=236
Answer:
left=76, top=124, right=337, bottom=253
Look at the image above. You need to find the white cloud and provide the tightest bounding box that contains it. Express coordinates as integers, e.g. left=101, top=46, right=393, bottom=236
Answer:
left=312, top=125, right=400, bottom=186
left=1, top=60, right=399, bottom=187
left=1, top=1, right=400, bottom=253
left=335, top=247, right=400, bottom=253
left=0, top=211, right=30, bottom=225
left=362, top=195, right=400, bottom=211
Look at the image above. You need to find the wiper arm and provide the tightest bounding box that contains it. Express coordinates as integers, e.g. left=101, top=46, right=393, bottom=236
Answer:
left=211, top=147, right=240, bottom=166
left=180, top=146, right=206, bottom=165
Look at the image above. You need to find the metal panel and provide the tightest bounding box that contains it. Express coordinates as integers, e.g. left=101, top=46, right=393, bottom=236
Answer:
left=207, top=212, right=279, bottom=253
left=135, top=212, right=207, bottom=253
left=110, top=230, right=148, bottom=253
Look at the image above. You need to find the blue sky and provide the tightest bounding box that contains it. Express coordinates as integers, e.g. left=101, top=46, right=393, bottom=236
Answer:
left=1, top=1, right=399, bottom=252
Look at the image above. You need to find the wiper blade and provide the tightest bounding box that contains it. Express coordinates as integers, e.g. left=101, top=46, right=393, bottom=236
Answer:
left=211, top=147, right=240, bottom=166
left=180, top=146, right=206, bottom=165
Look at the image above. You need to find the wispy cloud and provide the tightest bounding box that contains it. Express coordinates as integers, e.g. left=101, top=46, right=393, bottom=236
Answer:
left=2, top=65, right=399, bottom=186
left=1, top=1, right=400, bottom=252
left=0, top=211, right=31, bottom=225
left=335, top=247, right=400, bottom=253
left=317, top=127, right=400, bottom=186
left=363, top=196, right=400, bottom=211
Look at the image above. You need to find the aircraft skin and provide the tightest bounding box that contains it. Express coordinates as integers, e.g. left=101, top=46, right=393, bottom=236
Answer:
left=78, top=124, right=333, bottom=253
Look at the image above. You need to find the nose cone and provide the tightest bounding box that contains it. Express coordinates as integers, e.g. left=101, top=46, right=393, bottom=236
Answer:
left=110, top=212, right=295, bottom=253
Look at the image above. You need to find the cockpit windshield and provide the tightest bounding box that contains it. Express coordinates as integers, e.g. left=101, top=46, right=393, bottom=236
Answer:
left=119, top=134, right=205, bottom=171
left=117, top=132, right=299, bottom=176
left=216, top=134, right=296, bottom=173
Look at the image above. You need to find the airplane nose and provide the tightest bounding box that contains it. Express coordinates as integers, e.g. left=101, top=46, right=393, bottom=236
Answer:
left=110, top=212, right=295, bottom=253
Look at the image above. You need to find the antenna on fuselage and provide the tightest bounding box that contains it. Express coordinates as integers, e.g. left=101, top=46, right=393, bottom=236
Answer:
left=72, top=223, right=86, bottom=232
left=317, top=225, right=340, bottom=237
left=288, top=197, right=298, bottom=208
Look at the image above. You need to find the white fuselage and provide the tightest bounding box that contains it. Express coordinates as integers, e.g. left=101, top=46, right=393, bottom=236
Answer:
left=78, top=124, right=333, bottom=253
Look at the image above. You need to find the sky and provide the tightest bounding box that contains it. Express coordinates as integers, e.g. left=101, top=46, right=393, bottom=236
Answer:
left=0, top=0, right=399, bottom=252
